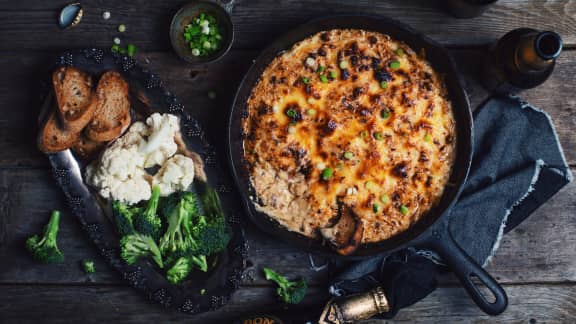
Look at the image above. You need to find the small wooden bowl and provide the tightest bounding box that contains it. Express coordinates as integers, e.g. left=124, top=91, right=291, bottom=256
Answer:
left=170, top=2, right=234, bottom=64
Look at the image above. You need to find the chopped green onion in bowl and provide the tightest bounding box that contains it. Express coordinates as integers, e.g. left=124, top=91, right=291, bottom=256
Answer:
left=183, top=12, right=222, bottom=57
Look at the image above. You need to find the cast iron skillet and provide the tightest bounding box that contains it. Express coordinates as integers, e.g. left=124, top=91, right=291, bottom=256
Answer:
left=227, top=15, right=507, bottom=315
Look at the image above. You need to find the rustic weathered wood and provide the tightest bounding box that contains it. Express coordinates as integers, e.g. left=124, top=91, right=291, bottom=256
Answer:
left=1, top=168, right=574, bottom=285
left=1, top=0, right=575, bottom=321
left=1, top=49, right=575, bottom=168
left=1, top=0, right=576, bottom=51
left=0, top=284, right=573, bottom=323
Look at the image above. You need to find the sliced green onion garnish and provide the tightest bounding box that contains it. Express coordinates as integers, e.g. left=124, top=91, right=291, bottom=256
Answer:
left=365, top=181, right=377, bottom=190
left=330, top=70, right=338, bottom=79
left=360, top=130, right=369, bottom=138
left=322, top=168, right=334, bottom=180
left=191, top=48, right=200, bottom=56
left=396, top=48, right=404, bottom=56
left=343, top=151, right=354, bottom=160
left=380, top=194, right=390, bottom=204
left=126, top=44, right=136, bottom=57
left=389, top=60, right=401, bottom=69
left=380, top=81, right=388, bottom=89
left=111, top=44, right=120, bottom=53
left=307, top=108, right=317, bottom=116
left=373, top=132, right=384, bottom=140
left=373, top=203, right=380, bottom=213
left=320, top=75, right=328, bottom=83
left=286, top=109, right=297, bottom=118
left=336, top=161, right=344, bottom=169
left=424, top=133, right=432, bottom=142
left=118, top=24, right=126, bottom=33
left=380, top=109, right=390, bottom=119
left=302, top=77, right=310, bottom=84
left=400, top=205, right=409, bottom=215
left=339, top=61, right=349, bottom=69
left=317, top=66, right=325, bottom=73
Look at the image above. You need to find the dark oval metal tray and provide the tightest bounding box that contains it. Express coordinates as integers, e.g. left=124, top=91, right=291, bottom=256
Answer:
left=44, top=49, right=247, bottom=314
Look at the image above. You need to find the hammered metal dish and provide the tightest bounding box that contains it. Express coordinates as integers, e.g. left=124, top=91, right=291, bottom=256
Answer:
left=43, top=49, right=247, bottom=314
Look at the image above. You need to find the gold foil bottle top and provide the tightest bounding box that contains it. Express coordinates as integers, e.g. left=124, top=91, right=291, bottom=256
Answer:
left=319, top=286, right=389, bottom=324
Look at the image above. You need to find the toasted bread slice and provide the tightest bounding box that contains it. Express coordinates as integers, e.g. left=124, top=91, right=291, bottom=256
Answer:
left=38, top=110, right=80, bottom=153
left=85, top=71, right=131, bottom=142
left=52, top=67, right=95, bottom=132
left=72, top=136, right=107, bottom=161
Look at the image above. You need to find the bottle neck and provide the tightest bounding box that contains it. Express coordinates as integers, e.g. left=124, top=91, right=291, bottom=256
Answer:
left=515, top=31, right=562, bottom=72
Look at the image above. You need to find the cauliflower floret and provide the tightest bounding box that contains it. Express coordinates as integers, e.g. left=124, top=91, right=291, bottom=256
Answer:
left=86, top=145, right=151, bottom=204
left=139, top=113, right=179, bottom=167
left=116, top=121, right=148, bottom=147
left=85, top=113, right=193, bottom=204
left=153, top=154, right=195, bottom=196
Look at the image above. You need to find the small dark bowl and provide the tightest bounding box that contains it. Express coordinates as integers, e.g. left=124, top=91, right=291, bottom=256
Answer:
left=170, top=2, right=234, bottom=64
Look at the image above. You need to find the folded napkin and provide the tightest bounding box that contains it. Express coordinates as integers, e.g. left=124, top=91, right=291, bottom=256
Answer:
left=328, top=95, right=572, bottom=318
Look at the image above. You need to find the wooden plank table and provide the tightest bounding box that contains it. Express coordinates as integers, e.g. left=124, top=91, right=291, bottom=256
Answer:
left=0, top=0, right=575, bottom=322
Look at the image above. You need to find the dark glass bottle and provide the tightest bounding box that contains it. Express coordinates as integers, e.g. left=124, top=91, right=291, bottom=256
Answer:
left=482, top=28, right=563, bottom=93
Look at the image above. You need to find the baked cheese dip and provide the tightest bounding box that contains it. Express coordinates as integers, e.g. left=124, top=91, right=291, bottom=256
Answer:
left=242, top=29, right=456, bottom=253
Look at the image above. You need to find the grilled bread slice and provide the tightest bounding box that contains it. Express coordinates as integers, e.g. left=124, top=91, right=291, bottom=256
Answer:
left=38, top=110, right=80, bottom=153
left=52, top=67, right=96, bottom=132
left=72, top=136, right=107, bottom=161
left=85, top=71, right=131, bottom=142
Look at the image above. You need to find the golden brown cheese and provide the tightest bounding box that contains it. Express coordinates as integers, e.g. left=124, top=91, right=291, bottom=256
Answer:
left=242, top=29, right=456, bottom=245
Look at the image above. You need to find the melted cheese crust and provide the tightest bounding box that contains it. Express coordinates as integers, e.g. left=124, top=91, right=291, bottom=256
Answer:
left=243, top=29, right=456, bottom=243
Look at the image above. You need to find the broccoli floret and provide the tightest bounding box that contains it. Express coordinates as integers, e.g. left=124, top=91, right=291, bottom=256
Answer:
left=133, top=185, right=162, bottom=240
left=26, top=210, right=64, bottom=264
left=194, top=185, right=231, bottom=256
left=166, top=256, right=192, bottom=284
left=165, top=254, right=208, bottom=284
left=194, top=215, right=230, bottom=256
left=159, top=191, right=198, bottom=257
left=159, top=186, right=231, bottom=282
left=112, top=201, right=141, bottom=236
left=263, top=267, right=307, bottom=304
left=189, top=255, right=208, bottom=272
left=82, top=259, right=95, bottom=274
left=120, top=233, right=163, bottom=268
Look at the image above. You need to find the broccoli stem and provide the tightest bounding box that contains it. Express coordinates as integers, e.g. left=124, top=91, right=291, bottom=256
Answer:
left=46, top=210, right=60, bottom=239
left=189, top=255, right=208, bottom=272
left=133, top=186, right=162, bottom=239
left=25, top=210, right=64, bottom=264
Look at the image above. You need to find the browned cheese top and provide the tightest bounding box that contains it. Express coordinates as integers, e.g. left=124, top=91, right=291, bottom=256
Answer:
left=242, top=29, right=456, bottom=244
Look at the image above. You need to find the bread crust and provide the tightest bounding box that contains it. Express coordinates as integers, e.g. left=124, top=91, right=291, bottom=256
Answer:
left=52, top=67, right=96, bottom=132
left=85, top=71, right=131, bottom=142
left=37, top=110, right=80, bottom=153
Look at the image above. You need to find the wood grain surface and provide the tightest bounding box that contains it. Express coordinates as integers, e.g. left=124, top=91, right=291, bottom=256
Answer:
left=1, top=0, right=576, bottom=50
left=0, top=0, right=574, bottom=322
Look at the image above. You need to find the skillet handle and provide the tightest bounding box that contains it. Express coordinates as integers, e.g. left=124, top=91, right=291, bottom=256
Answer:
left=429, top=230, right=508, bottom=315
